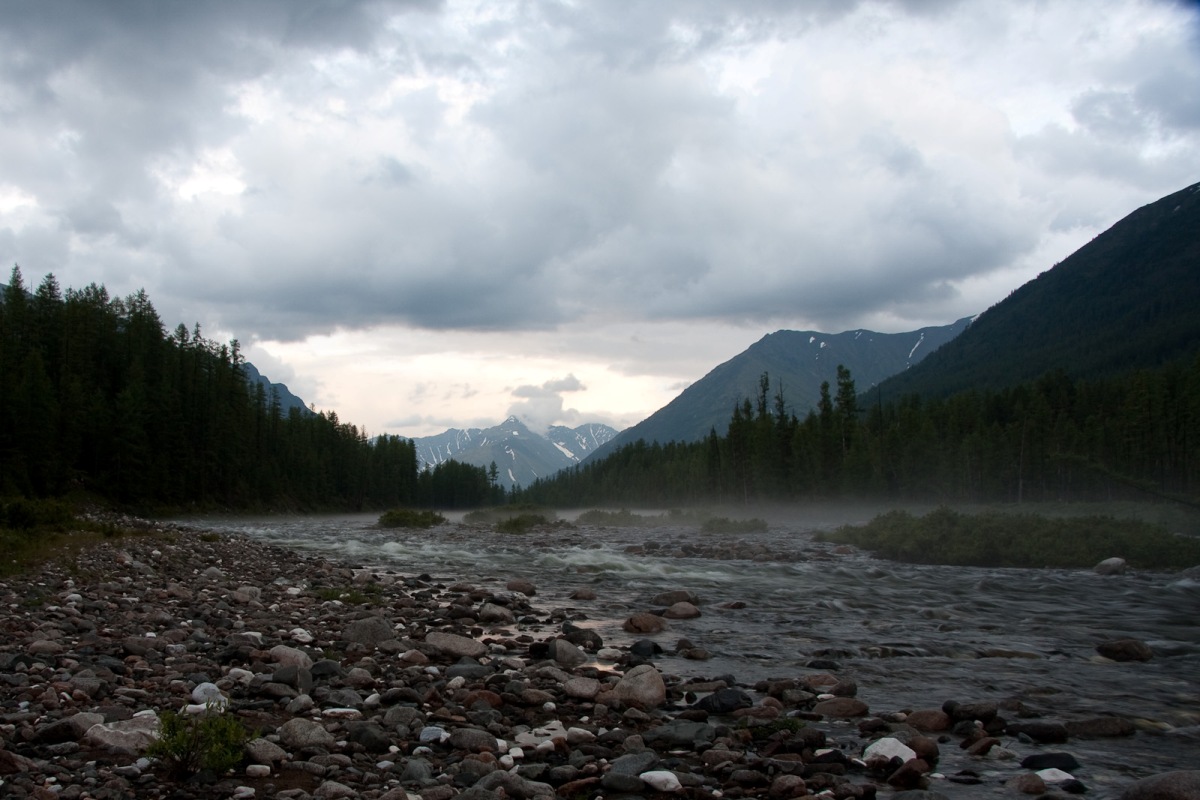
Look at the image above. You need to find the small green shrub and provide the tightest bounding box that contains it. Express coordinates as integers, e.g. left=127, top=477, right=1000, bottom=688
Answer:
left=148, top=707, right=249, bottom=780
left=378, top=508, right=446, bottom=529
left=497, top=513, right=550, bottom=534
left=701, top=517, right=768, bottom=534
left=749, top=716, right=807, bottom=740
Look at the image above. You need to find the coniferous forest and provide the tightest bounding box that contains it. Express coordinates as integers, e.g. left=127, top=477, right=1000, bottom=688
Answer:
left=513, top=362, right=1200, bottom=508
left=0, top=267, right=497, bottom=510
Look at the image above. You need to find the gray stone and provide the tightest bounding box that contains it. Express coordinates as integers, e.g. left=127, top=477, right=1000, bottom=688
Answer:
left=1120, top=770, right=1200, bottom=800
left=278, top=717, right=336, bottom=750
left=343, top=615, right=395, bottom=647
left=613, top=664, right=666, bottom=709
left=83, top=714, right=160, bottom=754
left=245, top=737, right=289, bottom=764
left=448, top=727, right=499, bottom=753
left=642, top=719, right=717, bottom=749
left=425, top=631, right=487, bottom=659
left=271, top=644, right=314, bottom=669
left=549, top=638, right=587, bottom=667
left=1095, top=557, right=1128, bottom=575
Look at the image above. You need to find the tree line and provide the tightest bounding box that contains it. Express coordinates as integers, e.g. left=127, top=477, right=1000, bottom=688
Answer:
left=514, top=359, right=1200, bottom=507
left=0, top=267, right=495, bottom=510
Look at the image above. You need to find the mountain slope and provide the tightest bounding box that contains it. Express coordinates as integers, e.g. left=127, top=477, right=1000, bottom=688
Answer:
left=412, top=417, right=617, bottom=489
left=876, top=181, right=1200, bottom=401
left=588, top=317, right=972, bottom=462
left=242, top=362, right=311, bottom=416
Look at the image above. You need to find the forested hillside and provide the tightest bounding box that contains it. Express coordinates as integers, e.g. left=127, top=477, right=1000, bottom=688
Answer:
left=877, top=181, right=1200, bottom=400
left=515, top=362, right=1200, bottom=507
left=0, top=267, right=493, bottom=510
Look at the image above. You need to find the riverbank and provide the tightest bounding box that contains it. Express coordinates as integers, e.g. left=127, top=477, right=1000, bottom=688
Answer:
left=0, top=524, right=1195, bottom=799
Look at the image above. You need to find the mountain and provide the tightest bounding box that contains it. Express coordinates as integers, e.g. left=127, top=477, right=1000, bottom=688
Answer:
left=242, top=361, right=311, bottom=416
left=875, top=180, right=1200, bottom=401
left=411, top=417, right=618, bottom=489
left=587, top=317, right=973, bottom=462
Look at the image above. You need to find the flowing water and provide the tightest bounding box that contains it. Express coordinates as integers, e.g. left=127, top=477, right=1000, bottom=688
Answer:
left=185, top=509, right=1200, bottom=796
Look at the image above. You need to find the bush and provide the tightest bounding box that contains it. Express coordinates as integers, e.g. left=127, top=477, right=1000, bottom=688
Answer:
left=817, top=507, right=1200, bottom=569
left=700, top=516, right=768, bottom=534
left=496, top=513, right=551, bottom=534
left=378, top=508, right=446, bottom=529
left=148, top=707, right=249, bottom=780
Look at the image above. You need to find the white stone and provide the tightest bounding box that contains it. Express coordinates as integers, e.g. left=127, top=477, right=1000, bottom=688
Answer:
left=863, top=737, right=917, bottom=764
left=1037, top=768, right=1076, bottom=783
left=245, top=764, right=271, bottom=778
left=191, top=681, right=228, bottom=709
left=322, top=708, right=363, bottom=720
left=641, top=770, right=683, bottom=792
left=290, top=628, right=314, bottom=643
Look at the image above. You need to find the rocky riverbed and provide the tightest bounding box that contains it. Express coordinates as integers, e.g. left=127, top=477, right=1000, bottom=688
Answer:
left=1, top=522, right=1197, bottom=800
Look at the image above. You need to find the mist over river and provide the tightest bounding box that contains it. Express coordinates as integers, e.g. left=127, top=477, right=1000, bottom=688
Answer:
left=184, top=508, right=1200, bottom=797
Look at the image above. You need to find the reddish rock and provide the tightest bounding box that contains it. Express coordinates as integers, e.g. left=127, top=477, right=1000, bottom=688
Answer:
left=812, top=697, right=869, bottom=718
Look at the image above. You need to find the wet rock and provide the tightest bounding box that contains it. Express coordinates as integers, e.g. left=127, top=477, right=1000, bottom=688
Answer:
left=569, top=588, right=597, bottom=600
left=1067, top=716, right=1137, bottom=737
left=506, top=579, right=536, bottom=596
left=1008, top=720, right=1070, bottom=743
left=1097, top=639, right=1154, bottom=662
left=623, top=612, right=668, bottom=633
left=812, top=697, right=869, bottom=718
left=548, top=638, right=587, bottom=667
left=1095, top=557, right=1128, bottom=575
left=692, top=687, right=753, bottom=714
left=662, top=601, right=701, bottom=619
left=1022, top=752, right=1082, bottom=771
left=1119, top=770, right=1200, bottom=800
left=1009, top=773, right=1048, bottom=794
left=650, top=589, right=699, bottom=605
left=905, top=709, right=951, bottom=732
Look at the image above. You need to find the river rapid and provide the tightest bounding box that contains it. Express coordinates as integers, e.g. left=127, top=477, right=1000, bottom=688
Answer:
left=185, top=508, right=1200, bottom=796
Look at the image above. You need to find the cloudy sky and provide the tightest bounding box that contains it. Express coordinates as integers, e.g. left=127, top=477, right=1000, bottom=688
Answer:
left=2, top=0, right=1198, bottom=437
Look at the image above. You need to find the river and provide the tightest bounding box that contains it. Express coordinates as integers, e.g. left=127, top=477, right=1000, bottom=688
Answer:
left=184, top=507, right=1200, bottom=796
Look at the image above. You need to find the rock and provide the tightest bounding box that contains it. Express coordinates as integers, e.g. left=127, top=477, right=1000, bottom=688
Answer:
left=548, top=638, right=587, bottom=667
left=245, top=737, right=289, bottom=764
left=33, top=712, right=104, bottom=744
left=1021, top=752, right=1081, bottom=771
left=569, top=588, right=597, bottom=600
left=425, top=631, right=487, bottom=659
left=0, top=749, right=40, bottom=774
left=191, top=681, right=228, bottom=709
left=649, top=589, right=699, bottom=605
left=1120, top=771, right=1200, bottom=800
left=769, top=774, right=808, bottom=797
left=1067, top=716, right=1137, bottom=737
left=1007, top=720, right=1070, bottom=743
left=270, top=644, right=314, bottom=669
left=692, top=687, right=753, bottom=714
left=83, top=713, right=160, bottom=753
left=448, top=727, right=499, bottom=753
left=662, top=601, right=701, bottom=619
left=603, top=751, right=659, bottom=792
left=563, top=676, right=601, bottom=700
left=623, top=612, right=668, bottom=633
left=812, top=697, right=869, bottom=718
left=1097, top=638, right=1154, bottom=662
left=278, top=717, right=337, bottom=750
left=1095, top=557, right=1128, bottom=575
left=346, top=721, right=393, bottom=753
left=905, top=709, right=951, bottom=732
left=478, top=602, right=516, bottom=624
left=613, top=664, right=667, bottom=709
left=642, top=719, right=718, bottom=749
left=864, top=737, right=917, bottom=765
left=1008, top=773, right=1048, bottom=794
left=641, top=769, right=683, bottom=791
left=506, top=579, right=536, bottom=596
left=342, top=615, right=395, bottom=646
left=314, top=780, right=358, bottom=798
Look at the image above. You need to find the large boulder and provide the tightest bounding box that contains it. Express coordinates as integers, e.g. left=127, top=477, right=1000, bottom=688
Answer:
left=1097, top=638, right=1154, bottom=662
left=342, top=616, right=396, bottom=647
left=1120, top=771, right=1200, bottom=800
left=613, top=664, right=667, bottom=709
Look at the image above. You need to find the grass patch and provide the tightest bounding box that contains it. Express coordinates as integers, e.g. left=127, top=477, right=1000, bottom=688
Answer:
left=701, top=516, right=768, bottom=534
left=748, top=716, right=807, bottom=740
left=0, top=497, right=144, bottom=577
left=817, top=506, right=1200, bottom=570
left=378, top=508, right=446, bottom=529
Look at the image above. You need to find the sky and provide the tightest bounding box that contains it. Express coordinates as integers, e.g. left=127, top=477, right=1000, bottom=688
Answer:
left=2, top=0, right=1199, bottom=438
